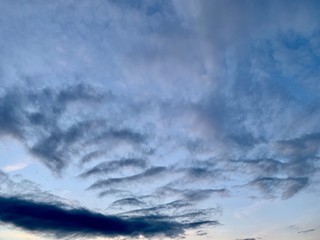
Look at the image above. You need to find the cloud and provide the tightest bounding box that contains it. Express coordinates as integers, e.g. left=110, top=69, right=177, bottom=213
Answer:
left=229, top=156, right=318, bottom=182
left=236, top=238, right=256, bottom=240
left=288, top=225, right=317, bottom=234
left=80, top=150, right=105, bottom=164
left=230, top=158, right=285, bottom=176
left=0, top=84, right=105, bottom=172
left=276, top=132, right=320, bottom=160
left=98, top=189, right=132, bottom=198
left=0, top=0, right=318, bottom=204
left=119, top=199, right=221, bottom=225
left=196, top=230, right=207, bottom=236
left=248, top=177, right=309, bottom=199
left=174, top=0, right=320, bottom=51
left=0, top=195, right=216, bottom=238
left=156, top=186, right=228, bottom=202
left=0, top=84, right=150, bottom=174
left=0, top=1, right=320, bottom=239
left=0, top=172, right=69, bottom=206
left=185, top=167, right=219, bottom=180
left=298, top=228, right=316, bottom=234
left=119, top=200, right=193, bottom=217
left=88, top=166, right=169, bottom=190
left=110, top=197, right=146, bottom=208
left=1, top=162, right=29, bottom=172
left=182, top=188, right=228, bottom=202
left=79, top=158, right=147, bottom=178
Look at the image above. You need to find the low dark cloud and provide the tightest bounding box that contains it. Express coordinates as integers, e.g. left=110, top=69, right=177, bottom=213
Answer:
left=0, top=195, right=216, bottom=238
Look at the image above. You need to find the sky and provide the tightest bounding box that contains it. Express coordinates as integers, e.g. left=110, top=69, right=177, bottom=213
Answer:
left=0, top=0, right=320, bottom=239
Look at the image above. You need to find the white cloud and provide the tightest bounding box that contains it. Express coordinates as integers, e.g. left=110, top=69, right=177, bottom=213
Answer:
left=1, top=162, right=29, bottom=172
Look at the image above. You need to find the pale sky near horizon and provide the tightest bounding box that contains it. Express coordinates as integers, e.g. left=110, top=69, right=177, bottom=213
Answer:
left=0, top=1, right=320, bottom=240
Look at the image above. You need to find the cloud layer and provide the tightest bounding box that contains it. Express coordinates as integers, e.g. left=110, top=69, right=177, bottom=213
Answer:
left=1, top=0, right=320, bottom=239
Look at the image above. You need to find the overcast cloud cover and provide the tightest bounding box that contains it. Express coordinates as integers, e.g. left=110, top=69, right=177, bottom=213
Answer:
left=0, top=0, right=320, bottom=240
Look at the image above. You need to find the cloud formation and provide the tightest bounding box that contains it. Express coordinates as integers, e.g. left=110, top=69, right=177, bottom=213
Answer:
left=1, top=0, right=320, bottom=239
left=0, top=84, right=150, bottom=174
left=88, top=167, right=169, bottom=190
left=248, top=177, right=309, bottom=199
left=0, top=195, right=216, bottom=238
left=80, top=158, right=147, bottom=178
left=236, top=238, right=256, bottom=240
left=297, top=229, right=316, bottom=234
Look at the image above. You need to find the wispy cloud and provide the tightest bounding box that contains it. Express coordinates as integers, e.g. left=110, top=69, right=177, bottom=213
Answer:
left=248, top=177, right=309, bottom=199
left=88, top=167, right=169, bottom=190
left=79, top=158, right=147, bottom=178
left=1, top=162, right=29, bottom=172
left=297, top=228, right=316, bottom=234
left=236, top=238, right=257, bottom=240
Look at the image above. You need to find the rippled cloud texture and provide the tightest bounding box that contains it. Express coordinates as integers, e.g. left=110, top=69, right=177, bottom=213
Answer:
left=0, top=0, right=319, bottom=240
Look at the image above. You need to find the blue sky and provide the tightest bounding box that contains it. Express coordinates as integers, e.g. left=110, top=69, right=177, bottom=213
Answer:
left=0, top=0, right=320, bottom=239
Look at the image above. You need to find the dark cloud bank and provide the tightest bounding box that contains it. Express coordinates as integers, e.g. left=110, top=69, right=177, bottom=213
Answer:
left=0, top=195, right=217, bottom=238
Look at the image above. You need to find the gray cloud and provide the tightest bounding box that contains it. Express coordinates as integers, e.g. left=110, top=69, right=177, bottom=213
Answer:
left=298, top=228, right=316, bottom=234
left=288, top=225, right=317, bottom=235
left=248, top=177, right=309, bottom=199
left=98, top=189, right=132, bottom=198
left=276, top=132, right=320, bottom=160
left=86, top=128, right=146, bottom=146
left=0, top=85, right=105, bottom=171
left=119, top=199, right=221, bottom=224
left=230, top=158, right=285, bottom=176
left=110, top=197, right=146, bottom=208
left=156, top=186, right=228, bottom=203
left=80, top=150, right=106, bottom=164
left=196, top=230, right=207, bottom=236
left=80, top=158, right=147, bottom=178
left=236, top=238, right=256, bottom=240
left=88, top=167, right=169, bottom=190
left=182, top=188, right=228, bottom=202
left=0, top=85, right=150, bottom=174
